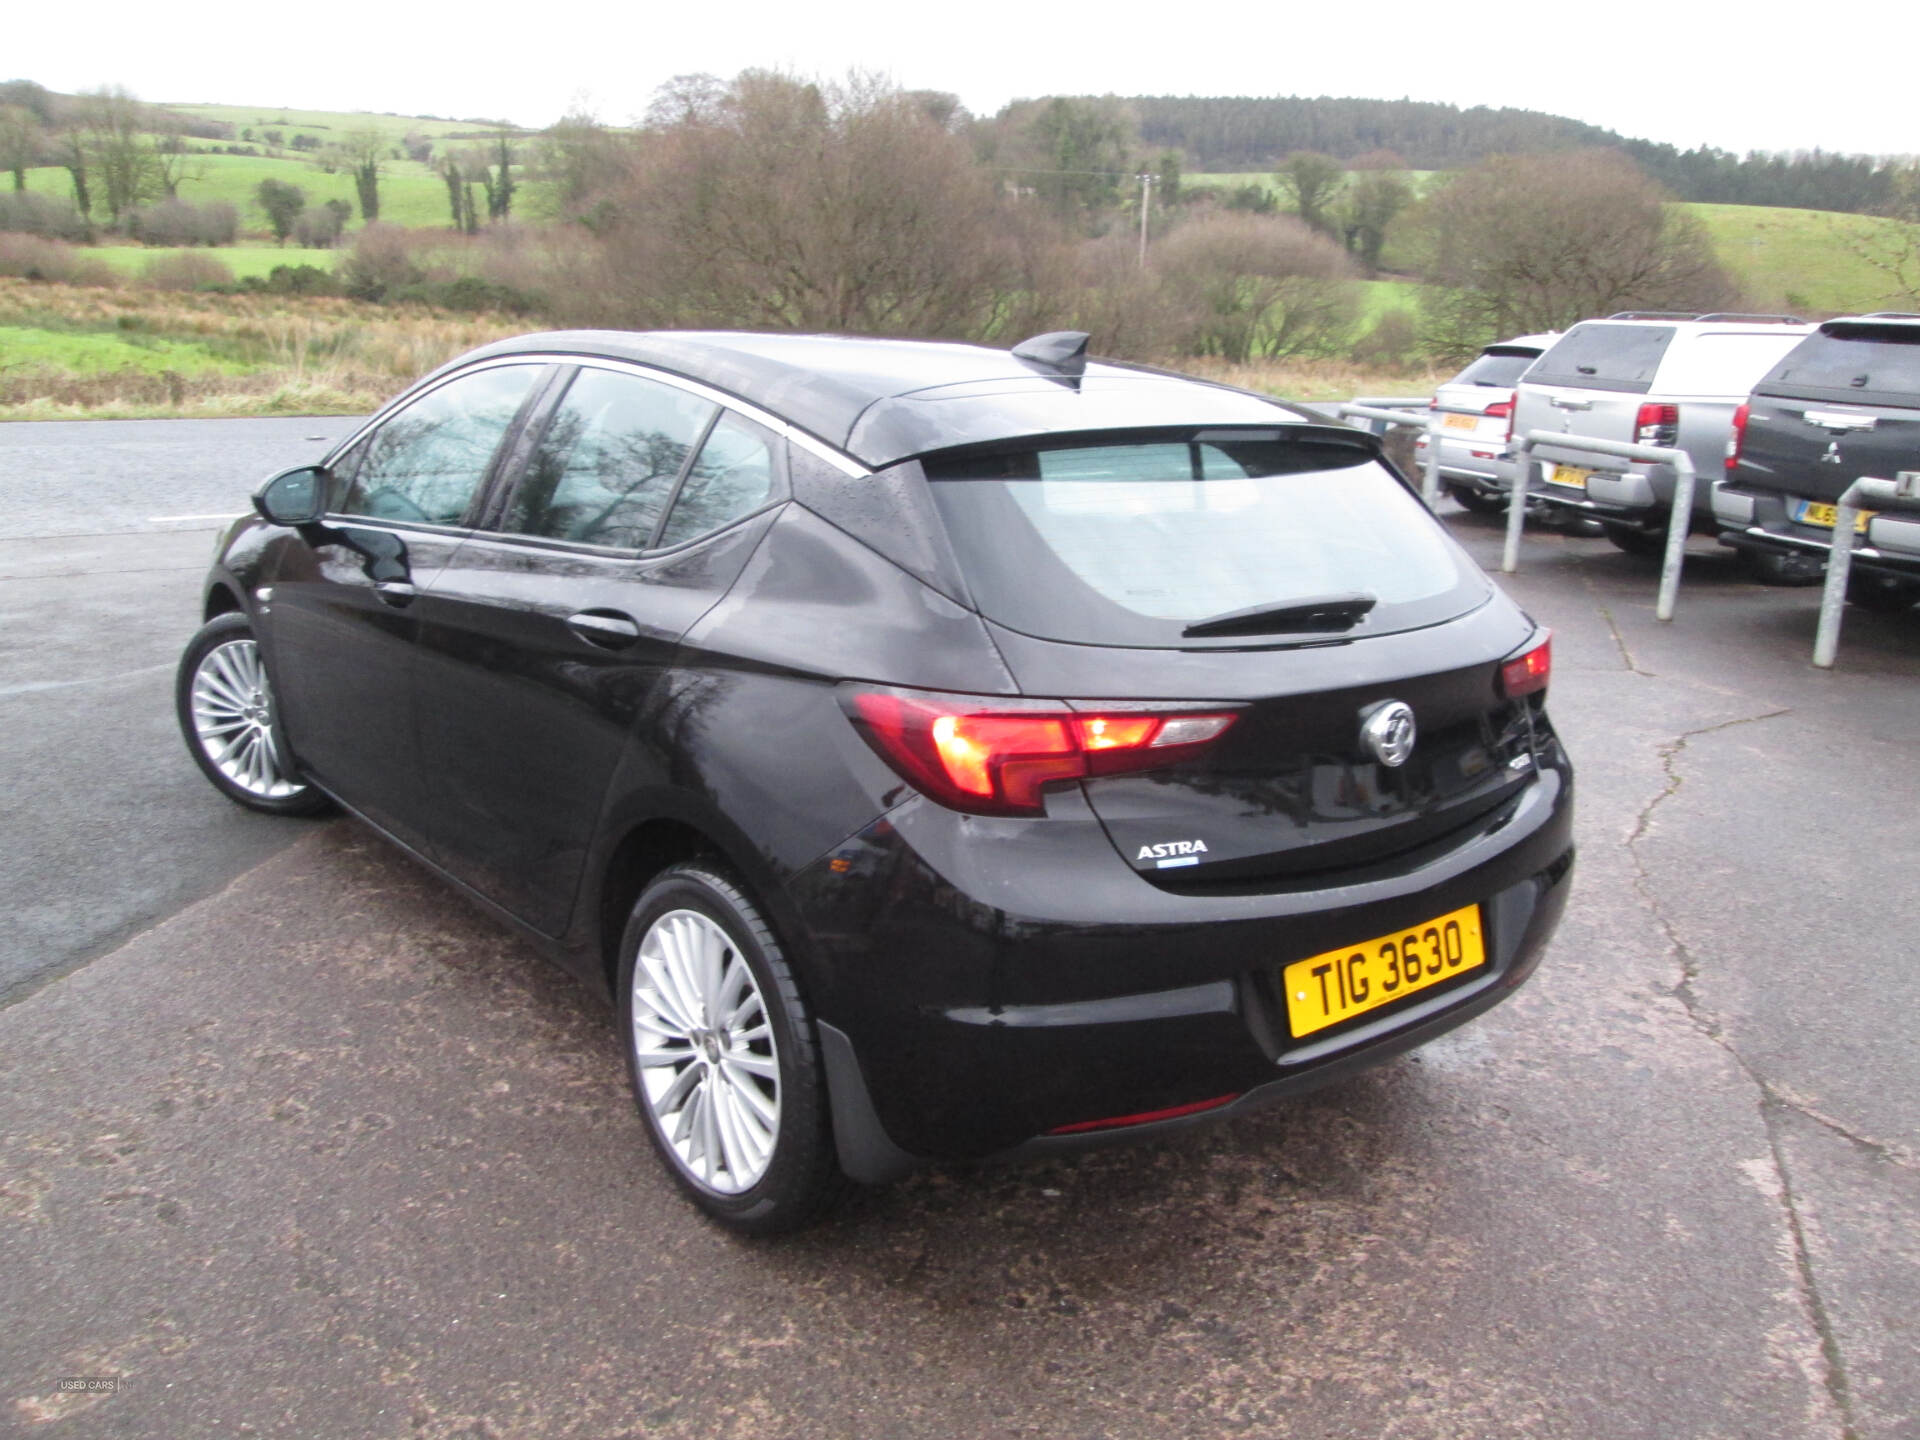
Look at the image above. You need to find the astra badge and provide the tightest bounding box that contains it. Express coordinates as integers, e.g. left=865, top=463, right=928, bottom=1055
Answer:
left=1361, top=702, right=1416, bottom=767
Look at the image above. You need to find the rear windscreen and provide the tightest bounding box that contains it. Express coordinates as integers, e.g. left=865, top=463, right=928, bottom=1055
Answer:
left=924, top=434, right=1486, bottom=648
left=1528, top=324, right=1675, bottom=394
left=1758, top=327, right=1920, bottom=403
left=1449, top=348, right=1539, bottom=388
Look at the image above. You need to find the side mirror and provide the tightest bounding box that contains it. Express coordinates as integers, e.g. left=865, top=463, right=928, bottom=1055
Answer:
left=253, top=465, right=329, bottom=527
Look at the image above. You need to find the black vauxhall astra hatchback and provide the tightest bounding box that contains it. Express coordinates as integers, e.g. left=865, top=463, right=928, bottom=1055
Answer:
left=177, top=329, right=1574, bottom=1232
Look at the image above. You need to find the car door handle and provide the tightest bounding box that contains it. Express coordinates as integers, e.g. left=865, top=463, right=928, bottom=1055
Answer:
left=1550, top=397, right=1593, bottom=411
left=566, top=610, right=643, bottom=648
left=374, top=580, right=417, bottom=607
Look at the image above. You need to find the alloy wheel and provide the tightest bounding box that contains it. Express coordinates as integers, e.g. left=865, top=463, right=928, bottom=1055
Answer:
left=629, top=909, right=781, bottom=1195
left=188, top=638, right=304, bottom=800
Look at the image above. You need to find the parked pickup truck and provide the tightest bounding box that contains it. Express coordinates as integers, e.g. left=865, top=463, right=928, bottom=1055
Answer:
left=1716, top=314, right=1920, bottom=608
left=1509, top=314, right=1812, bottom=559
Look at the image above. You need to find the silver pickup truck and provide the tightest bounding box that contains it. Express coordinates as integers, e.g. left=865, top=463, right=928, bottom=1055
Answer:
left=1509, top=314, right=1812, bottom=558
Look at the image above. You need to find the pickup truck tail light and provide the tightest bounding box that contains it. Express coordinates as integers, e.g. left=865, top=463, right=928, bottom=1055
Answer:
left=1634, top=402, right=1679, bottom=449
left=1726, top=402, right=1750, bottom=472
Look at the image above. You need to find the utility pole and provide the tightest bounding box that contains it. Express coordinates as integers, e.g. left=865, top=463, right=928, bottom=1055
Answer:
left=1137, top=172, right=1155, bottom=266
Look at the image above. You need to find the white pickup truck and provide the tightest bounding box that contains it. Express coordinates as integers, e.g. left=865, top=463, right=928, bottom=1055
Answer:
left=1509, top=314, right=1812, bottom=559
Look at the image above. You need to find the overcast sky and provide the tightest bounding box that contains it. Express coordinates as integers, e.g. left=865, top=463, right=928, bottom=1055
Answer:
left=13, top=0, right=1917, bottom=158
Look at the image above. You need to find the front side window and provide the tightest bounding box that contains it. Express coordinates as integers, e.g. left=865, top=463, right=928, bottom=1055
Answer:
left=339, top=365, right=541, bottom=526
left=926, top=432, right=1486, bottom=647
left=507, top=368, right=718, bottom=550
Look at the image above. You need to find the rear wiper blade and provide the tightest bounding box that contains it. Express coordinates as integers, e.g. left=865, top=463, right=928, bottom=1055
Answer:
left=1181, top=591, right=1377, bottom=639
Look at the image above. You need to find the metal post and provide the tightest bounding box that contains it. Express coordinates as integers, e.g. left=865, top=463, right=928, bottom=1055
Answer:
left=1420, top=411, right=1443, bottom=510
left=1137, top=173, right=1153, bottom=267
left=1812, top=485, right=1865, bottom=669
left=1655, top=454, right=1696, bottom=623
left=1502, top=436, right=1532, bottom=574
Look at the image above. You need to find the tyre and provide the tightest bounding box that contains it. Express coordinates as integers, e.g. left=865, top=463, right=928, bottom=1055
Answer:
left=1744, top=548, right=1826, bottom=587
left=1847, top=570, right=1920, bottom=612
left=617, top=862, right=846, bottom=1233
left=1602, top=523, right=1668, bottom=559
left=176, top=613, right=333, bottom=817
left=1447, top=485, right=1507, bottom=516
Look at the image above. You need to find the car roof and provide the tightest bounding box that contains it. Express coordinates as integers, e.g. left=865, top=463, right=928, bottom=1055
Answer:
left=448, top=330, right=1319, bottom=468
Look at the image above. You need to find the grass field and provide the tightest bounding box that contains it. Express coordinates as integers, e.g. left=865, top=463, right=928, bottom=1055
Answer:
left=1681, top=202, right=1914, bottom=316
left=0, top=279, right=524, bottom=418
left=80, top=245, right=339, bottom=281
left=164, top=104, right=528, bottom=144
left=22, top=153, right=458, bottom=234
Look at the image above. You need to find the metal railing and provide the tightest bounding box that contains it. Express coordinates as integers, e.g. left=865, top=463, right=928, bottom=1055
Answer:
left=1812, top=472, right=1920, bottom=668
left=1505, top=431, right=1699, bottom=622
left=1335, top=402, right=1442, bottom=507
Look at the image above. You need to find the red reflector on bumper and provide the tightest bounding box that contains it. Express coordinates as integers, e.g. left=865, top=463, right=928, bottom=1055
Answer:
left=1045, top=1093, right=1240, bottom=1136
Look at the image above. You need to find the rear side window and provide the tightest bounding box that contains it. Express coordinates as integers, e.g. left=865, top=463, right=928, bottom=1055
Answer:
left=507, top=367, right=718, bottom=550
left=1449, top=348, right=1539, bottom=388
left=1651, top=332, right=1809, bottom=396
left=657, top=412, right=780, bottom=548
left=1759, top=326, right=1920, bottom=404
left=925, top=433, right=1485, bottom=648
left=1528, top=325, right=1675, bottom=394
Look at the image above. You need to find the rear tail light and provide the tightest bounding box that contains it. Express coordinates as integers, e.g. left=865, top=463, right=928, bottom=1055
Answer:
left=1493, top=392, right=1517, bottom=444
left=1635, top=402, right=1679, bottom=449
left=1499, top=630, right=1552, bottom=698
left=1726, top=402, right=1750, bottom=473
left=845, top=688, right=1238, bottom=817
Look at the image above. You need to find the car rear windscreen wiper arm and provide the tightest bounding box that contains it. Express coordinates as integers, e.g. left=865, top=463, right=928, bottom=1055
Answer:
left=1181, top=591, right=1377, bottom=639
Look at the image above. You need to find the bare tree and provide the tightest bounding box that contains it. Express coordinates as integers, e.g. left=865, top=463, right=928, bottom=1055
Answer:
left=1155, top=212, right=1362, bottom=361
left=583, top=70, right=1019, bottom=337
left=151, top=117, right=207, bottom=199
left=80, top=86, right=160, bottom=224
left=537, top=109, right=634, bottom=225
left=0, top=105, right=41, bottom=192
left=1272, top=152, right=1344, bottom=236
left=1418, top=150, right=1738, bottom=357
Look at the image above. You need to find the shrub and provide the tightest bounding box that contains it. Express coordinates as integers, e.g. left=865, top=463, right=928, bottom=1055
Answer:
left=1350, top=308, right=1422, bottom=367
left=0, top=233, right=117, bottom=285
left=140, top=251, right=236, bottom=291
left=293, top=199, right=351, bottom=249
left=125, top=199, right=239, bottom=247
left=1154, top=212, right=1362, bottom=361
left=0, top=192, right=91, bottom=242
left=336, top=222, right=430, bottom=300
left=393, top=274, right=538, bottom=314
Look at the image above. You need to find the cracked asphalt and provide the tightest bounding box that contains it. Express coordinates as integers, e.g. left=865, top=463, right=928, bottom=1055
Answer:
left=2, top=420, right=1916, bottom=1439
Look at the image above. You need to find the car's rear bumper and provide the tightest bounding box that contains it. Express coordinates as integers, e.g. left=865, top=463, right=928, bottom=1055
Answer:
left=788, top=750, right=1575, bottom=1168
left=1715, top=485, right=1920, bottom=579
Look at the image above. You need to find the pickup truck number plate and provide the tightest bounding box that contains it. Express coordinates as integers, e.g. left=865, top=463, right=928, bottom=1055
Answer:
left=1794, top=500, right=1872, bottom=532
left=1548, top=464, right=1591, bottom=490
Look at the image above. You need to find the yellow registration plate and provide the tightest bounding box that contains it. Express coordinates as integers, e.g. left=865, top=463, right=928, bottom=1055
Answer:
left=1549, top=464, right=1591, bottom=490
left=1795, top=500, right=1872, bottom=532
left=1282, top=904, right=1487, bottom=1038
left=1443, top=413, right=1479, bottom=432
